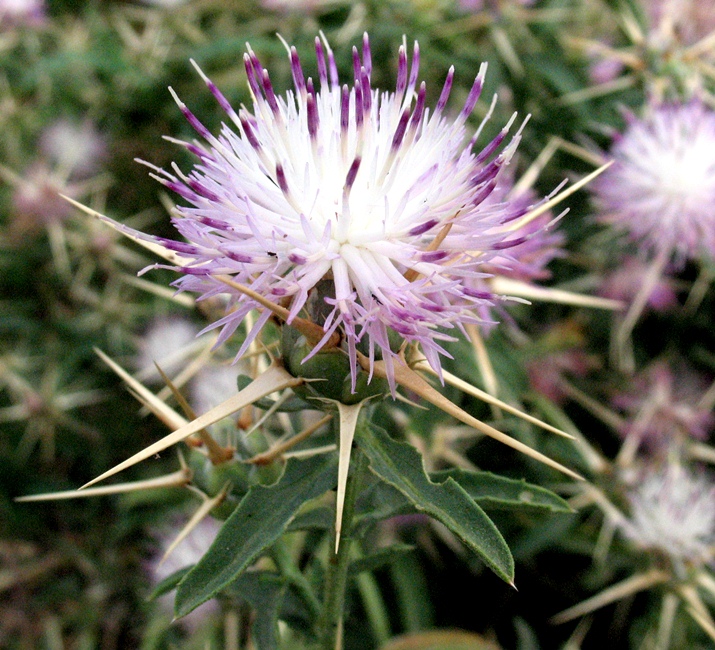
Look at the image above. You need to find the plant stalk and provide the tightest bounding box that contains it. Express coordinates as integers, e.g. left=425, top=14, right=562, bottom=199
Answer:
left=319, top=446, right=369, bottom=650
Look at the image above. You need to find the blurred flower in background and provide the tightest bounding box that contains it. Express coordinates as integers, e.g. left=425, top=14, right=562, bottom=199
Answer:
left=597, top=256, right=678, bottom=313
left=39, top=119, right=107, bottom=179
left=647, top=0, right=715, bottom=49
left=612, top=360, right=715, bottom=452
left=147, top=516, right=222, bottom=632
left=0, top=0, right=45, bottom=29
left=592, top=101, right=715, bottom=265
left=622, top=462, right=715, bottom=566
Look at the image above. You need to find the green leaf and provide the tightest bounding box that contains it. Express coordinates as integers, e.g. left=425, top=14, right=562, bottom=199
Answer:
left=287, top=506, right=334, bottom=532
left=223, top=572, right=286, bottom=650
left=349, top=544, right=415, bottom=576
left=357, top=425, right=514, bottom=583
left=431, top=469, right=573, bottom=513
left=147, top=567, right=192, bottom=601
left=175, top=453, right=338, bottom=617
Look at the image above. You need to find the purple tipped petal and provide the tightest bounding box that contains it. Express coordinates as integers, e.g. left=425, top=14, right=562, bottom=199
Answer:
left=362, top=32, right=372, bottom=77
left=315, top=37, right=328, bottom=88
left=340, top=84, right=350, bottom=134
left=396, top=45, right=408, bottom=99
left=391, top=109, right=410, bottom=151
left=352, top=46, right=361, bottom=85
left=276, top=163, right=290, bottom=195
left=345, top=156, right=362, bottom=189
left=406, top=41, right=420, bottom=99
left=290, top=46, right=306, bottom=97
left=436, top=67, right=455, bottom=114
left=460, top=73, right=484, bottom=120
left=306, top=85, right=319, bottom=140
left=409, top=219, right=439, bottom=236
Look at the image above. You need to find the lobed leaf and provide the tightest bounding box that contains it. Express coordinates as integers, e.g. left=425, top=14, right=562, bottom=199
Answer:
left=357, top=424, right=514, bottom=584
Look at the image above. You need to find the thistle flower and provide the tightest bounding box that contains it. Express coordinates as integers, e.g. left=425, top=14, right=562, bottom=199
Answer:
left=592, top=102, right=715, bottom=264
left=622, top=463, right=715, bottom=566
left=122, top=33, right=544, bottom=393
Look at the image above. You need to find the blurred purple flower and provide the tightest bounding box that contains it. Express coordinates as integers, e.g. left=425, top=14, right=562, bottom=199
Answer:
left=527, top=349, right=593, bottom=405
left=588, top=56, right=625, bottom=86
left=458, top=0, right=535, bottom=12
left=612, top=360, right=714, bottom=449
left=9, top=163, right=78, bottom=238
left=598, top=256, right=678, bottom=312
left=147, top=516, right=221, bottom=631
left=647, top=0, right=715, bottom=48
left=117, top=34, right=548, bottom=390
left=0, top=0, right=45, bottom=28
left=592, top=102, right=715, bottom=264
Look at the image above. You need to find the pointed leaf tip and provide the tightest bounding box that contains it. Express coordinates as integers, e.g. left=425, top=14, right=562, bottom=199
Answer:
left=358, top=423, right=514, bottom=583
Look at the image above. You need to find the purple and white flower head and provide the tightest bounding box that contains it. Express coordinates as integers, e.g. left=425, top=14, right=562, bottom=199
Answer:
left=592, top=101, right=715, bottom=265
left=621, top=463, right=715, bottom=566
left=124, top=34, right=545, bottom=393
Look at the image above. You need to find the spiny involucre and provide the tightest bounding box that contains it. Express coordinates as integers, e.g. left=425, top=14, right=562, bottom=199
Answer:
left=117, top=33, right=552, bottom=392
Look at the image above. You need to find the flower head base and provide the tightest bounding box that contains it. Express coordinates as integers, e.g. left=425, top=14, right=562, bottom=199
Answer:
left=622, top=463, right=715, bottom=567
left=592, top=102, right=715, bottom=264
left=130, top=34, right=540, bottom=394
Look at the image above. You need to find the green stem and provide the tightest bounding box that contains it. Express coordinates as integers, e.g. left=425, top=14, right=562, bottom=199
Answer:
left=319, top=446, right=369, bottom=650
left=271, top=538, right=321, bottom=620
left=356, top=567, right=391, bottom=645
